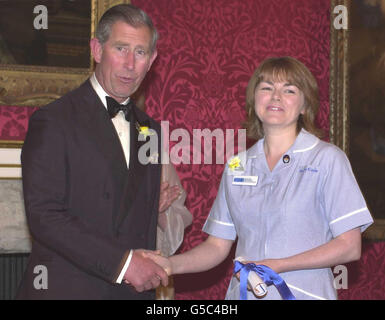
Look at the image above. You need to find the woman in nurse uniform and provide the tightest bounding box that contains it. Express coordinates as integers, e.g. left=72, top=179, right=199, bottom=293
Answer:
left=147, top=56, right=373, bottom=300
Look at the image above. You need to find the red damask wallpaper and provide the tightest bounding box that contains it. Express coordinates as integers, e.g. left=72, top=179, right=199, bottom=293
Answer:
left=132, top=0, right=332, bottom=299
left=0, top=105, right=38, bottom=141
left=338, top=241, right=385, bottom=300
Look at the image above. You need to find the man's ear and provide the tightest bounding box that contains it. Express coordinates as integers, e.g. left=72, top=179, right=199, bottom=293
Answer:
left=90, top=38, right=103, bottom=64
left=147, top=50, right=158, bottom=71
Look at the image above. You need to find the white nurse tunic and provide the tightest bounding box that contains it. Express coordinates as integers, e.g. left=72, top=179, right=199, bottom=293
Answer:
left=203, top=129, right=373, bottom=300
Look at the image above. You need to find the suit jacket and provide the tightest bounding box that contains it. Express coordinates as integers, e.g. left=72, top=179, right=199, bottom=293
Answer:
left=17, top=80, right=162, bottom=299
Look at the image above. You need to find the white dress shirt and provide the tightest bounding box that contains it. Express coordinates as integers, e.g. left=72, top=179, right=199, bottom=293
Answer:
left=90, top=73, right=130, bottom=168
left=89, top=73, right=133, bottom=283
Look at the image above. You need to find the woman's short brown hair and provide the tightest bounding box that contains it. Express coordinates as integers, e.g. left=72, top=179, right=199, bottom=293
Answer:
left=244, top=56, right=323, bottom=140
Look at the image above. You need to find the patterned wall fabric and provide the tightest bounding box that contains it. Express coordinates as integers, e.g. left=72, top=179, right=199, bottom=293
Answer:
left=338, top=241, right=385, bottom=300
left=0, top=105, right=38, bottom=141
left=132, top=0, right=331, bottom=299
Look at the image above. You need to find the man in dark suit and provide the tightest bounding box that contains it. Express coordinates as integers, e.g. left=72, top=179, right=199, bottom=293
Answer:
left=17, top=4, right=169, bottom=299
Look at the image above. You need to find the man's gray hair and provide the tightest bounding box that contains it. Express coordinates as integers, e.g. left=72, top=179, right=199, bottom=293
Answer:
left=96, top=4, right=158, bottom=53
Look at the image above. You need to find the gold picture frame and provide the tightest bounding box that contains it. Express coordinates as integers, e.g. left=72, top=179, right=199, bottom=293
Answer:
left=330, top=0, right=385, bottom=240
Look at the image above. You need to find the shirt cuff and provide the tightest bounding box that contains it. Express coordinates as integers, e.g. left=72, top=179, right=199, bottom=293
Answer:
left=115, top=249, right=133, bottom=283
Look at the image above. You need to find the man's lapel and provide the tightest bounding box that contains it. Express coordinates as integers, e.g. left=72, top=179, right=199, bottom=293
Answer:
left=78, top=81, right=128, bottom=176
left=114, top=106, right=152, bottom=231
left=77, top=81, right=158, bottom=233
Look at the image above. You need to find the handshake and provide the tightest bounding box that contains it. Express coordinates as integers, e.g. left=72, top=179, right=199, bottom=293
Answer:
left=122, top=249, right=172, bottom=293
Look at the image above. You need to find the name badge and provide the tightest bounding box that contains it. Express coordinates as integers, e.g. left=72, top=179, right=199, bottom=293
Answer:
left=232, top=176, right=258, bottom=186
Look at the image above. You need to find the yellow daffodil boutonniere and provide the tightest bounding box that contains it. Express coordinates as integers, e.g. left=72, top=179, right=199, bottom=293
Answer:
left=139, top=126, right=154, bottom=137
left=136, top=122, right=155, bottom=138
left=228, top=156, right=244, bottom=172
left=229, top=156, right=241, bottom=170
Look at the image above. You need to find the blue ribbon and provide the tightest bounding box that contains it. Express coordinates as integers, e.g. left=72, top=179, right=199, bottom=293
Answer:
left=233, top=261, right=296, bottom=300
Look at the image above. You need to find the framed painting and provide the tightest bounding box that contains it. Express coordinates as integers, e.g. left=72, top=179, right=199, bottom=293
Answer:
left=330, top=0, right=385, bottom=240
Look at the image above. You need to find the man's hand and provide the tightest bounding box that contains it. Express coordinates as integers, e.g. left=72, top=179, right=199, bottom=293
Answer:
left=123, top=250, right=169, bottom=292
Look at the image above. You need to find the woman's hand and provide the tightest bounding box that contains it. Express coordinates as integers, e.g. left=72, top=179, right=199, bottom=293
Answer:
left=143, top=251, right=173, bottom=276
left=248, top=259, right=282, bottom=273
left=158, top=182, right=181, bottom=214
left=236, top=227, right=362, bottom=277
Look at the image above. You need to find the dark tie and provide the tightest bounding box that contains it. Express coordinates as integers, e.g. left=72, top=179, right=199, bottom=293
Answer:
left=106, top=96, right=133, bottom=121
